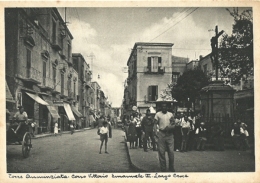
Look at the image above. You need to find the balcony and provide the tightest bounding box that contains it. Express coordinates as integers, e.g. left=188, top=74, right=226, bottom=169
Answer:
left=68, top=91, right=75, bottom=100
left=39, top=77, right=54, bottom=91
left=20, top=66, right=41, bottom=84
left=144, top=66, right=165, bottom=74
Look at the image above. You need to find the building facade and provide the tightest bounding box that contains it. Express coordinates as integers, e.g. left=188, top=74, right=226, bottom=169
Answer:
left=124, top=42, right=174, bottom=115
left=5, top=8, right=76, bottom=134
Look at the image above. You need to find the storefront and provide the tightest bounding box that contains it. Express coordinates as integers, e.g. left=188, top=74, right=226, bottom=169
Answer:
left=42, top=96, right=60, bottom=133
left=24, top=92, right=49, bottom=133
left=71, top=106, right=83, bottom=129
left=54, top=101, right=75, bottom=131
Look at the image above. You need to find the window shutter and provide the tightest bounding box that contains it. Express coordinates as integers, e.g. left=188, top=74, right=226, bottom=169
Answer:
left=147, top=57, right=151, bottom=71
left=158, top=57, right=162, bottom=64
left=155, top=85, right=158, bottom=101
left=148, top=86, right=152, bottom=101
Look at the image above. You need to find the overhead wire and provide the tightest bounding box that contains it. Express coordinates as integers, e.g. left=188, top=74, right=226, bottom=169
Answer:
left=149, top=7, right=199, bottom=42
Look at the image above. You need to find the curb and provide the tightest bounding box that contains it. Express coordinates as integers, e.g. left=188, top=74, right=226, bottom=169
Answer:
left=123, top=135, right=147, bottom=172
left=32, top=128, right=92, bottom=139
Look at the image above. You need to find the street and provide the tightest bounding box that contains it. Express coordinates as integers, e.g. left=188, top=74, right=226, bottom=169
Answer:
left=7, top=129, right=133, bottom=173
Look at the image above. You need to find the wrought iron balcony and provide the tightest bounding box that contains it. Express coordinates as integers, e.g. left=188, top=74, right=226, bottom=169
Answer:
left=144, top=66, right=165, bottom=74
left=22, top=66, right=42, bottom=84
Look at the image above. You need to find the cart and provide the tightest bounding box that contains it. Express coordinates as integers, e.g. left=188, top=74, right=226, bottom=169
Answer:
left=6, top=120, right=32, bottom=158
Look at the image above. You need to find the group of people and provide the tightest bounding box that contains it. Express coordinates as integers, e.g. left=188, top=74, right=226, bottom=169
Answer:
left=231, top=119, right=250, bottom=150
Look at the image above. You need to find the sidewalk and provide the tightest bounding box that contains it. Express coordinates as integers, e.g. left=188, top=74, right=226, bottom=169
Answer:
left=125, top=136, right=255, bottom=172
left=32, top=128, right=92, bottom=139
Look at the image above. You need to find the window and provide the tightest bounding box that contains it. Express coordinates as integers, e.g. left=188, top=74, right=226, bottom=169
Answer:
left=172, top=72, right=179, bottom=84
left=148, top=85, right=158, bottom=101
left=147, top=57, right=162, bottom=72
left=52, top=19, right=56, bottom=43
left=26, top=49, right=31, bottom=77
left=61, top=73, right=64, bottom=95
left=52, top=66, right=56, bottom=86
left=67, top=43, right=71, bottom=62
left=73, top=81, right=76, bottom=96
left=203, top=64, right=207, bottom=73
left=43, top=60, right=47, bottom=85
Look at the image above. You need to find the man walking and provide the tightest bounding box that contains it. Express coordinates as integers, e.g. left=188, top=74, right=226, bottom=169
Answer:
left=154, top=103, right=175, bottom=172
left=141, top=109, right=156, bottom=152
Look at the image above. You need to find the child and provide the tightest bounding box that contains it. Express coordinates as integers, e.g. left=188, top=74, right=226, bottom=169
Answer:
left=195, top=122, right=207, bottom=151
left=99, top=121, right=109, bottom=154
left=54, top=122, right=58, bottom=136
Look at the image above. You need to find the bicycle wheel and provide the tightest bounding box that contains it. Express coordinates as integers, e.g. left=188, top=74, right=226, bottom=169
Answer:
left=22, top=132, right=32, bottom=158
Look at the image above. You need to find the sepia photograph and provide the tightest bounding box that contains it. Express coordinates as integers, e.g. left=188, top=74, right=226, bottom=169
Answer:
left=3, top=1, right=258, bottom=182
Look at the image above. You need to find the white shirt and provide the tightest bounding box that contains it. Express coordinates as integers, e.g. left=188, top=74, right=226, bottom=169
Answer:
left=100, top=126, right=109, bottom=134
left=154, top=111, right=174, bottom=130
left=14, top=111, right=28, bottom=120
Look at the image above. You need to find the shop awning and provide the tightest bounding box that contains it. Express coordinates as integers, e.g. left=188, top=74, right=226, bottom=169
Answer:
left=71, top=106, right=83, bottom=118
left=41, top=96, right=60, bottom=119
left=63, top=103, right=76, bottom=121
left=26, top=92, right=49, bottom=105
left=6, top=81, right=15, bottom=103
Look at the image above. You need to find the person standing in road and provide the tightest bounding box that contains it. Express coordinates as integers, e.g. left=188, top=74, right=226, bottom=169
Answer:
left=154, top=103, right=175, bottom=172
left=141, top=109, right=156, bottom=152
left=70, top=121, right=75, bottom=135
left=195, top=122, right=207, bottom=151
left=127, top=114, right=137, bottom=149
left=134, top=113, right=143, bottom=148
left=173, top=114, right=182, bottom=152
left=99, top=121, right=109, bottom=154
left=54, top=121, right=59, bottom=136
left=180, top=115, right=191, bottom=152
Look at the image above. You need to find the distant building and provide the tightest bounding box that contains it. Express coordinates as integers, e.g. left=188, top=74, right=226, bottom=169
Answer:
left=172, top=55, right=189, bottom=84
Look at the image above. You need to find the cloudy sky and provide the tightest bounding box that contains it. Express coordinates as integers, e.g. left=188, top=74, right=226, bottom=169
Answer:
left=57, top=7, right=250, bottom=107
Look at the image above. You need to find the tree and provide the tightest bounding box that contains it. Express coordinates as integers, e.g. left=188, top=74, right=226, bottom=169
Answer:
left=171, top=68, right=209, bottom=107
left=219, top=8, right=253, bottom=85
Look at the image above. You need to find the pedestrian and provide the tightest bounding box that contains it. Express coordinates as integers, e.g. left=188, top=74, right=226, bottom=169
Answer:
left=127, top=115, right=137, bottom=149
left=180, top=115, right=191, bottom=152
left=154, top=103, right=175, bottom=172
left=240, top=121, right=250, bottom=150
left=97, top=116, right=105, bottom=137
left=99, top=121, right=109, bottom=154
left=187, top=115, right=196, bottom=151
left=195, top=122, right=207, bottom=151
left=173, top=114, right=182, bottom=152
left=134, top=113, right=143, bottom=148
left=30, top=120, right=36, bottom=137
left=231, top=120, right=242, bottom=150
left=107, top=116, right=112, bottom=138
left=54, top=121, right=59, bottom=136
left=70, top=121, right=75, bottom=135
left=141, top=109, right=156, bottom=152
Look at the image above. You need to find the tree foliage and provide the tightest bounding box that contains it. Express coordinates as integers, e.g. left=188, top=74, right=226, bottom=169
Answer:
left=219, top=8, right=253, bottom=84
left=172, top=68, right=209, bottom=104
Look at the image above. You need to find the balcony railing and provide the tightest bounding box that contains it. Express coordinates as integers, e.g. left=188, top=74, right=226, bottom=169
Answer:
left=144, top=66, right=165, bottom=74
left=23, top=66, right=42, bottom=84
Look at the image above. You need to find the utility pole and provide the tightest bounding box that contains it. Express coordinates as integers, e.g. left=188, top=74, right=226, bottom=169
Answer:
left=210, top=25, right=224, bottom=81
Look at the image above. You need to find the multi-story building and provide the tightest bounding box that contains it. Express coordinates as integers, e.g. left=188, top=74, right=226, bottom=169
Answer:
left=124, top=42, right=174, bottom=115
left=91, top=81, right=101, bottom=116
left=5, top=8, right=76, bottom=134
left=172, top=55, right=189, bottom=84
left=72, top=53, right=93, bottom=128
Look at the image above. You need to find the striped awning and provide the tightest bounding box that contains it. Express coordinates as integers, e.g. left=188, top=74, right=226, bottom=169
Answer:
left=64, top=103, right=76, bottom=121
left=26, top=92, right=49, bottom=105
left=43, top=99, right=60, bottom=119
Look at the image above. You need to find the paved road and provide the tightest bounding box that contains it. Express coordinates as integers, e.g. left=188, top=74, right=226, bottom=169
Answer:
left=7, top=129, right=133, bottom=173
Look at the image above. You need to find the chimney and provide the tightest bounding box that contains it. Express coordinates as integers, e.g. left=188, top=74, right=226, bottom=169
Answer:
left=199, top=55, right=203, bottom=60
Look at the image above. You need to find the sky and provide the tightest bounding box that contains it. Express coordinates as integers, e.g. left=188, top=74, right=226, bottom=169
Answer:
left=57, top=7, right=251, bottom=107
